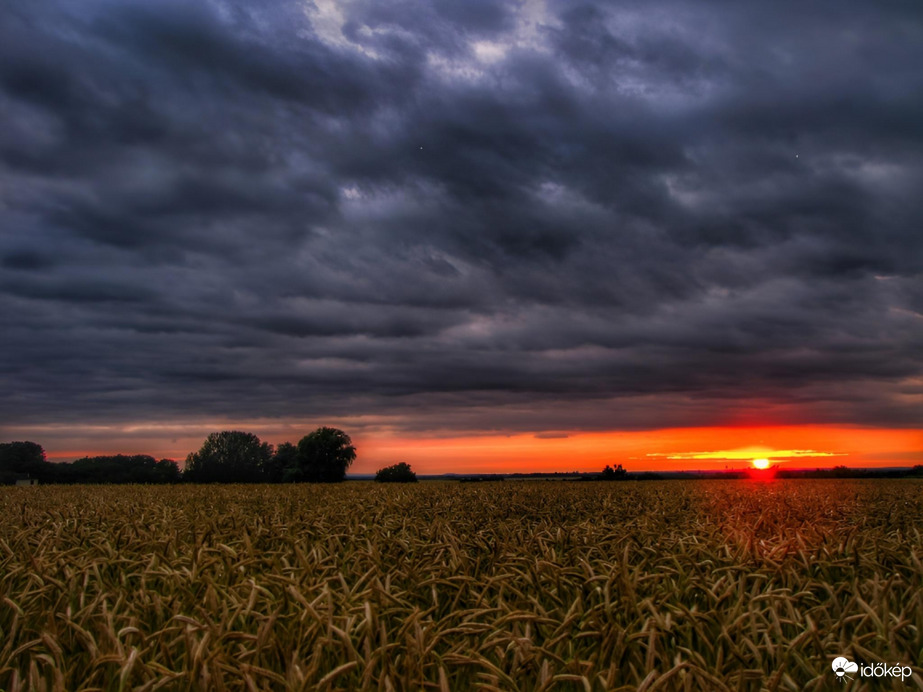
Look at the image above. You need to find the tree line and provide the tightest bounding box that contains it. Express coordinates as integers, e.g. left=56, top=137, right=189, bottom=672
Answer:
left=0, top=427, right=419, bottom=484
left=0, top=441, right=182, bottom=484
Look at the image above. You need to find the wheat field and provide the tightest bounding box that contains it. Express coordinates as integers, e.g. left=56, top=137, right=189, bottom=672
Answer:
left=1, top=481, right=921, bottom=691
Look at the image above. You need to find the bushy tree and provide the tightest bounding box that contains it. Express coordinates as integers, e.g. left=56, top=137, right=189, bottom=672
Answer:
left=153, top=458, right=182, bottom=483
left=293, top=427, right=356, bottom=482
left=375, top=462, right=417, bottom=483
left=600, top=464, right=627, bottom=481
left=0, top=441, right=48, bottom=483
left=265, top=442, right=298, bottom=483
left=184, top=431, right=273, bottom=483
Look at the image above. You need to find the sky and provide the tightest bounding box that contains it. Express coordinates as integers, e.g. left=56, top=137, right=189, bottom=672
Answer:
left=1, top=0, right=921, bottom=472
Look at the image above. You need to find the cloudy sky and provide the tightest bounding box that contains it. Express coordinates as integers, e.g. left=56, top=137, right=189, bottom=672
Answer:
left=1, top=0, right=921, bottom=470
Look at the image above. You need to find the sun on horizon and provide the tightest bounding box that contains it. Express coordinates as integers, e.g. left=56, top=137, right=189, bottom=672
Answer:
left=752, top=458, right=771, bottom=470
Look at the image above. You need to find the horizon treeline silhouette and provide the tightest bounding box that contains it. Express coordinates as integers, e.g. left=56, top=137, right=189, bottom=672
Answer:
left=0, top=427, right=362, bottom=484
left=5, top=438, right=923, bottom=485
left=0, top=441, right=181, bottom=484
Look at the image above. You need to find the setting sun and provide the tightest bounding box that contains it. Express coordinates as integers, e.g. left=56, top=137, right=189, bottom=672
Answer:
left=752, top=458, right=770, bottom=470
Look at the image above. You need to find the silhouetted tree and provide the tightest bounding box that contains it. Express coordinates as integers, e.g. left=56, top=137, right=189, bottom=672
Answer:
left=600, top=464, right=627, bottom=481
left=266, top=442, right=298, bottom=483
left=154, top=458, right=181, bottom=483
left=0, top=441, right=48, bottom=483
left=184, top=431, right=273, bottom=483
left=67, top=455, right=181, bottom=484
left=293, top=427, right=356, bottom=482
left=375, top=462, right=417, bottom=483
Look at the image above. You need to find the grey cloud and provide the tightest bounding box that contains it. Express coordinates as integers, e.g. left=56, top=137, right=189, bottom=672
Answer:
left=0, top=0, right=921, bottom=443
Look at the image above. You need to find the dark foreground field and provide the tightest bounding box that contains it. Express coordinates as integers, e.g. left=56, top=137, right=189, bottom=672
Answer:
left=1, top=481, right=921, bottom=691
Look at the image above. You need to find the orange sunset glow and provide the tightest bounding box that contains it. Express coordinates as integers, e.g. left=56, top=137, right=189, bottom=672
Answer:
left=32, top=422, right=922, bottom=474
left=352, top=425, right=922, bottom=474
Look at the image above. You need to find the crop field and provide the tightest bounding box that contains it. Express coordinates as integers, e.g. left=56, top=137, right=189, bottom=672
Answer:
left=1, top=481, right=921, bottom=691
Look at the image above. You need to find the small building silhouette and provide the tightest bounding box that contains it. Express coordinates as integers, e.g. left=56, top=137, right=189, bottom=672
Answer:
left=13, top=474, right=38, bottom=486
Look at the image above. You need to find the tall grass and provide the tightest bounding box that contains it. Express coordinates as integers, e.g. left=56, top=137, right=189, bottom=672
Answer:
left=1, top=481, right=921, bottom=690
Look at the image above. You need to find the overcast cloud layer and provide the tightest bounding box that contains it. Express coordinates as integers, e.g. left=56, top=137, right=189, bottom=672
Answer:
left=1, top=0, right=921, bottom=440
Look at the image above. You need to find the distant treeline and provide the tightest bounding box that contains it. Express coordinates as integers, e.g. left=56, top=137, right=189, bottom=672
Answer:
left=0, top=442, right=182, bottom=485
left=3, top=439, right=921, bottom=485
left=653, top=466, right=923, bottom=480
left=436, top=466, right=923, bottom=482
left=776, top=465, right=923, bottom=479
left=0, top=428, right=359, bottom=485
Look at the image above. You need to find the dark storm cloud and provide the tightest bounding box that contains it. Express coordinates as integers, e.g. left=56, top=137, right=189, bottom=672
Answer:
left=1, top=0, right=921, bottom=440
